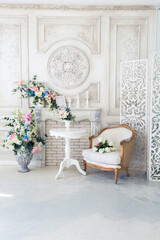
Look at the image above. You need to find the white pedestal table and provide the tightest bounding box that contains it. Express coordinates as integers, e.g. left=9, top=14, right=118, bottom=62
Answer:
left=49, top=128, right=87, bottom=179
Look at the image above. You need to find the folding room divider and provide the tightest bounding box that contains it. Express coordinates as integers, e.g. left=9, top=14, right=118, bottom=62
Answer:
left=149, top=52, right=160, bottom=181
left=120, top=52, right=160, bottom=181
left=120, top=59, right=148, bottom=172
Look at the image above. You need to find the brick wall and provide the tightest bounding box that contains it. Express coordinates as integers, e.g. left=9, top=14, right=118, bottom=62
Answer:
left=45, top=119, right=91, bottom=166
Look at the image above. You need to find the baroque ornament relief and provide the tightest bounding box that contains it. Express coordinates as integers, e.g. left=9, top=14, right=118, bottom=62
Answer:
left=120, top=59, right=148, bottom=171
left=48, top=46, right=90, bottom=89
left=150, top=52, right=160, bottom=180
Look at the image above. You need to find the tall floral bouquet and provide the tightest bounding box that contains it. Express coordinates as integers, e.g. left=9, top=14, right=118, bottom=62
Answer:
left=59, top=107, right=76, bottom=122
left=12, top=75, right=58, bottom=111
left=93, top=138, right=116, bottom=154
left=2, top=109, right=46, bottom=155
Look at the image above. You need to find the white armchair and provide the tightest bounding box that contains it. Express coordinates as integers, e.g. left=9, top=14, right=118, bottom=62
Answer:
left=82, top=124, right=134, bottom=184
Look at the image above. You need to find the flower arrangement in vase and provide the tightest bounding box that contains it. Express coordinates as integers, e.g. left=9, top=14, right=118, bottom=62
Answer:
left=12, top=75, right=58, bottom=111
left=2, top=109, right=46, bottom=172
left=59, top=107, right=76, bottom=130
left=93, top=138, right=116, bottom=154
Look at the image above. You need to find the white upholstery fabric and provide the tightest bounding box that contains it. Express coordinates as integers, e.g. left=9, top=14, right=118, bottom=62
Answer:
left=83, top=158, right=121, bottom=169
left=82, top=149, right=121, bottom=165
left=92, top=128, right=132, bottom=151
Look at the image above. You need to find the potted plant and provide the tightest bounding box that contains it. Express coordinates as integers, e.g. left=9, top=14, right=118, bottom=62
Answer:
left=2, top=109, right=46, bottom=173
left=59, top=107, right=76, bottom=130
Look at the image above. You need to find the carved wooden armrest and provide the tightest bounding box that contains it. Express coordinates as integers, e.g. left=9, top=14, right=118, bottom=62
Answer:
left=120, top=138, right=134, bottom=168
left=89, top=135, right=97, bottom=148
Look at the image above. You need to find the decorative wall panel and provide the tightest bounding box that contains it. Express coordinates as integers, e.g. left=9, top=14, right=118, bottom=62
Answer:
left=0, top=16, right=28, bottom=163
left=48, top=46, right=90, bottom=89
left=149, top=52, right=160, bottom=180
left=0, top=16, right=28, bottom=113
left=37, top=16, right=101, bottom=53
left=120, top=59, right=148, bottom=171
left=109, top=18, right=148, bottom=115
left=0, top=23, right=21, bottom=108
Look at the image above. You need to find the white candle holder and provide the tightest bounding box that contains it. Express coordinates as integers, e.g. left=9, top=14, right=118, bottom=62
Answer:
left=76, top=93, right=80, bottom=108
left=68, top=97, right=71, bottom=108
left=85, top=90, right=89, bottom=108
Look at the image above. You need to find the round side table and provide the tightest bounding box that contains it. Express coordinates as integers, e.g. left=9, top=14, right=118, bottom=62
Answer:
left=49, top=128, right=87, bottom=179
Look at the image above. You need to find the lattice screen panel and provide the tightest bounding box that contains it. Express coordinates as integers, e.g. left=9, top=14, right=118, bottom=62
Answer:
left=120, top=59, right=148, bottom=171
left=149, top=52, right=160, bottom=180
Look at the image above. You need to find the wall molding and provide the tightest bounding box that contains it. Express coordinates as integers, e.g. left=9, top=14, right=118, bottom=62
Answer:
left=0, top=4, right=156, bottom=11
left=37, top=16, right=101, bottom=54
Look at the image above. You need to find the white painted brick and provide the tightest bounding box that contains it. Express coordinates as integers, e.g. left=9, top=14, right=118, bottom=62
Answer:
left=45, top=119, right=90, bottom=166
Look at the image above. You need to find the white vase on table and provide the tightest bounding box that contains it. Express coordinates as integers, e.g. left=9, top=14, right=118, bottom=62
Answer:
left=65, top=120, right=71, bottom=130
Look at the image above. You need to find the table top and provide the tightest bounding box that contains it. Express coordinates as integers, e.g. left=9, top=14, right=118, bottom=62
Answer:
left=49, top=128, right=87, bottom=139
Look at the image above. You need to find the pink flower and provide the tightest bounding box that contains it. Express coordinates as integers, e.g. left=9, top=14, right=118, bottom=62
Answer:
left=13, top=81, right=18, bottom=85
left=9, top=133, right=16, bottom=140
left=23, top=139, right=28, bottom=143
left=32, top=86, right=38, bottom=92
left=59, top=110, right=65, bottom=115
left=51, top=93, right=56, bottom=100
left=24, top=88, right=28, bottom=91
left=96, top=143, right=99, bottom=147
left=20, top=81, right=25, bottom=85
left=32, top=146, right=39, bottom=153
left=23, top=110, right=32, bottom=123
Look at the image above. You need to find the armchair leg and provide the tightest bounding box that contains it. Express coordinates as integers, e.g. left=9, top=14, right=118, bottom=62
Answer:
left=83, top=160, right=87, bottom=172
left=114, top=169, right=118, bottom=184
left=126, top=168, right=130, bottom=177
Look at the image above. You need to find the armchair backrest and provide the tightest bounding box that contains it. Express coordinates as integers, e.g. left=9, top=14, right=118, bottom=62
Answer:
left=92, top=125, right=133, bottom=151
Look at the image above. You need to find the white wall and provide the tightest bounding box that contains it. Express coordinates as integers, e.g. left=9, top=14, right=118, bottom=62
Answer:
left=0, top=0, right=159, bottom=5
left=156, top=9, right=160, bottom=50
left=0, top=4, right=157, bottom=164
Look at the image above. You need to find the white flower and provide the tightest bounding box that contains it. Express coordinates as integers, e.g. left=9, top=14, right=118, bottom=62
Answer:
left=105, top=147, right=111, bottom=153
left=38, top=142, right=43, bottom=150
left=98, top=138, right=103, bottom=143
left=25, top=120, right=30, bottom=125
left=16, top=140, right=22, bottom=145
left=93, top=147, right=97, bottom=152
left=99, top=149, right=104, bottom=154
left=111, top=147, right=116, bottom=151
left=27, top=132, right=32, bottom=137
left=35, top=91, right=42, bottom=97
left=109, top=141, right=114, bottom=146
left=21, top=146, right=25, bottom=151
left=40, top=87, right=44, bottom=92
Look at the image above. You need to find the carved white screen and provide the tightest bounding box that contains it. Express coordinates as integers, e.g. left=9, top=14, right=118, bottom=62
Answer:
left=149, top=52, right=160, bottom=181
left=120, top=59, right=148, bottom=171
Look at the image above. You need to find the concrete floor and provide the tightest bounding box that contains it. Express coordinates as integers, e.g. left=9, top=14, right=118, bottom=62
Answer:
left=0, top=166, right=160, bottom=240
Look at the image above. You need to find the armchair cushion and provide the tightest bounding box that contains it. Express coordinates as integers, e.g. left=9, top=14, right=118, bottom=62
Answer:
left=92, top=128, right=132, bottom=151
left=82, top=149, right=121, bottom=165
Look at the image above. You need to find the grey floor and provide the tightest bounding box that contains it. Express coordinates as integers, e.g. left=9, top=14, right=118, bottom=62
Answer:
left=0, top=166, right=160, bottom=240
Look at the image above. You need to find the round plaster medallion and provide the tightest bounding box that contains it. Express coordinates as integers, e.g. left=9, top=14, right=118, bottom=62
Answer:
left=48, top=46, right=90, bottom=89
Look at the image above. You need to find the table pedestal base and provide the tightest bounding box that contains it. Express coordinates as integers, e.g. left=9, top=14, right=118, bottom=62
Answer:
left=55, top=158, right=86, bottom=180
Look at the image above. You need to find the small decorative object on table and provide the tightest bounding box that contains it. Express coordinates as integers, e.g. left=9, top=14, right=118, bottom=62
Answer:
left=93, top=138, right=116, bottom=154
left=59, top=107, right=76, bottom=130
left=85, top=90, right=89, bottom=108
left=56, top=96, right=66, bottom=108
left=76, top=93, right=80, bottom=108
left=2, top=109, right=46, bottom=173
